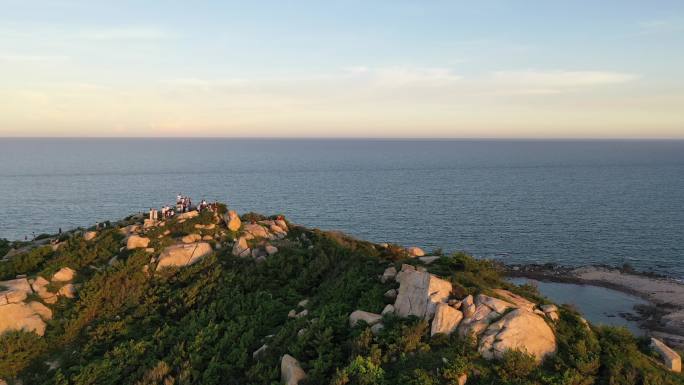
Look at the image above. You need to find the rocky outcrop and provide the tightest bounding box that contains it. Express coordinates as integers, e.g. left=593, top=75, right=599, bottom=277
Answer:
left=126, top=235, right=150, bottom=250
left=478, top=309, right=556, bottom=362
left=349, top=310, right=382, bottom=327
left=52, top=267, right=76, bottom=282
left=156, top=242, right=213, bottom=270
left=393, top=264, right=452, bottom=319
left=281, top=354, right=307, bottom=385
left=0, top=278, right=32, bottom=305
left=458, top=304, right=499, bottom=338
left=431, top=303, right=463, bottom=336
left=177, top=211, right=199, bottom=220
left=31, top=276, right=57, bottom=304
left=475, top=294, right=514, bottom=313
left=418, top=256, right=440, bottom=264
left=58, top=283, right=77, bottom=298
left=83, top=231, right=97, bottom=241
left=651, top=337, right=681, bottom=372
left=461, top=295, right=476, bottom=318
left=381, top=266, right=397, bottom=283
left=540, top=304, right=559, bottom=322
left=406, top=246, right=425, bottom=257
left=232, top=237, right=251, bottom=257
left=243, top=224, right=270, bottom=239
left=226, top=210, right=242, bottom=232
left=181, top=233, right=202, bottom=244
left=492, top=289, right=536, bottom=311
left=0, top=301, right=53, bottom=336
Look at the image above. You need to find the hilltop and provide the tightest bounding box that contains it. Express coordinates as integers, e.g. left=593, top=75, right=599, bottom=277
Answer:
left=0, top=203, right=682, bottom=385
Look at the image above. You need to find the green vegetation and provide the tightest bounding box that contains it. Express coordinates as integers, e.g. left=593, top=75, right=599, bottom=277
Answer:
left=0, top=209, right=682, bottom=385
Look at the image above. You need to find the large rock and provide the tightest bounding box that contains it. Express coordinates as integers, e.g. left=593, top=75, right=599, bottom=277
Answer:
left=177, top=210, right=199, bottom=220
left=393, top=264, right=452, bottom=319
left=83, top=231, right=97, bottom=241
left=475, top=294, right=514, bottom=313
left=127, top=235, right=150, bottom=250
left=31, top=276, right=57, bottom=304
left=232, top=237, right=251, bottom=257
left=52, top=267, right=76, bottom=282
left=281, top=354, right=307, bottom=385
left=181, top=233, right=202, bottom=244
left=349, top=310, right=382, bottom=327
left=243, top=224, right=270, bottom=238
left=58, top=283, right=77, bottom=298
left=651, top=337, right=681, bottom=372
left=381, top=266, right=397, bottom=283
left=458, top=304, right=498, bottom=338
left=156, top=242, right=212, bottom=270
left=492, top=289, right=536, bottom=311
left=1, top=277, right=32, bottom=292
left=461, top=294, right=476, bottom=318
left=406, top=246, right=425, bottom=257
left=431, top=303, right=463, bottom=336
left=479, top=309, right=556, bottom=363
left=0, top=301, right=53, bottom=336
left=226, top=210, right=242, bottom=232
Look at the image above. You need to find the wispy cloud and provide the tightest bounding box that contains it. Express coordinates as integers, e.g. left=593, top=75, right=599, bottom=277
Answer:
left=80, top=26, right=171, bottom=40
left=345, top=66, right=462, bottom=87
left=490, top=70, right=638, bottom=94
left=637, top=19, right=684, bottom=34
left=0, top=53, right=69, bottom=64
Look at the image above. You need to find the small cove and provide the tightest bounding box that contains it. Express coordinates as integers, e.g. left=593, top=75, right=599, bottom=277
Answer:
left=509, top=277, right=650, bottom=335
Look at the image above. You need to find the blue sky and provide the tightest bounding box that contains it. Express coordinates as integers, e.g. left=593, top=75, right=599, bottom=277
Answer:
left=1, top=1, right=683, bottom=137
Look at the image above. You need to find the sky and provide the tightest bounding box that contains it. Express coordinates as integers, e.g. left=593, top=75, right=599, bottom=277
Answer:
left=1, top=0, right=683, bottom=138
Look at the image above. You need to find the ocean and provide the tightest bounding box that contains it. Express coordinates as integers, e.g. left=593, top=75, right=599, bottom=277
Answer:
left=1, top=138, right=683, bottom=278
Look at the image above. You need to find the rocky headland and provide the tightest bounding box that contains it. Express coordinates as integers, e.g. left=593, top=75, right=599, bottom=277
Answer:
left=0, top=203, right=682, bottom=384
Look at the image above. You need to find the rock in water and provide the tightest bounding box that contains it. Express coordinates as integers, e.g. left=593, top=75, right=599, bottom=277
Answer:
left=156, top=242, right=213, bottom=270
left=478, top=309, right=557, bottom=363
left=393, top=264, right=452, bottom=319
left=127, top=235, right=150, bottom=250
left=52, top=267, right=76, bottom=282
left=226, top=210, right=241, bottom=232
left=431, top=303, right=463, bottom=336
left=651, top=337, right=682, bottom=372
left=349, top=310, right=382, bottom=327
left=281, top=354, right=307, bottom=385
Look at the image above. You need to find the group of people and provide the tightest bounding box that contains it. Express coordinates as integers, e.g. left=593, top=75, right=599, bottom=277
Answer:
left=148, top=194, right=219, bottom=221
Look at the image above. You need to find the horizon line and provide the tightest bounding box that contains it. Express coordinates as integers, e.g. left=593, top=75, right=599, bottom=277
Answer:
left=1, top=136, right=684, bottom=141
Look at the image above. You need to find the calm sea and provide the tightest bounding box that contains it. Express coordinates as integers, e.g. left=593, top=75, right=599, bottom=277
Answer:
left=1, top=139, right=682, bottom=277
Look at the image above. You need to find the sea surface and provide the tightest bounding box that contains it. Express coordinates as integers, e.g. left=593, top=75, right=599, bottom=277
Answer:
left=1, top=139, right=683, bottom=277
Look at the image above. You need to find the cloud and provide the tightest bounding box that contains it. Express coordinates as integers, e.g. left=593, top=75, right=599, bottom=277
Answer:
left=345, top=66, right=462, bottom=87
left=637, top=19, right=683, bottom=34
left=490, top=70, right=637, bottom=94
left=0, top=53, right=69, bottom=64
left=80, top=26, right=171, bottom=40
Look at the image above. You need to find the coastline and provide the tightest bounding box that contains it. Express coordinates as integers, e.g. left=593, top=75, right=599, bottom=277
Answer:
left=505, top=263, right=684, bottom=347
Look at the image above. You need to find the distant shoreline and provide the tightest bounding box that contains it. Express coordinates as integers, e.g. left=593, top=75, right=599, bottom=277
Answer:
left=504, top=263, right=684, bottom=347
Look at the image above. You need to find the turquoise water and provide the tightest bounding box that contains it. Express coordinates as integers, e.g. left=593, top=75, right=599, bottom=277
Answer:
left=510, top=277, right=649, bottom=334
left=1, top=139, right=683, bottom=277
